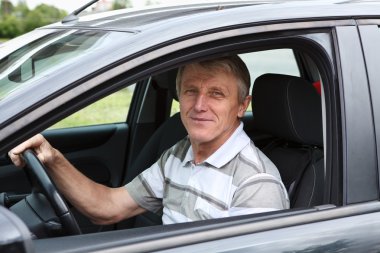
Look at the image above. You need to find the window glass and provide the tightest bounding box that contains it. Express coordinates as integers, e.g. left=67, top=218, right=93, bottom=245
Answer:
left=239, top=49, right=300, bottom=86
left=50, top=84, right=135, bottom=129
left=171, top=100, right=180, bottom=116
left=239, top=49, right=300, bottom=112
left=0, top=29, right=124, bottom=100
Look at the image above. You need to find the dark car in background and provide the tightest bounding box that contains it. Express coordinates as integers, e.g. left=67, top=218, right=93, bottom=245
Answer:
left=1, top=0, right=380, bottom=252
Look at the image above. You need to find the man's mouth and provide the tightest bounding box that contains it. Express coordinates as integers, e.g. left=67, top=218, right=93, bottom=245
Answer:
left=190, top=117, right=212, bottom=122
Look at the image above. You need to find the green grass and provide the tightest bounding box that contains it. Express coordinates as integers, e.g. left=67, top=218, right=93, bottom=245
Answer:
left=50, top=88, right=133, bottom=129
left=50, top=86, right=182, bottom=129
left=171, top=100, right=180, bottom=116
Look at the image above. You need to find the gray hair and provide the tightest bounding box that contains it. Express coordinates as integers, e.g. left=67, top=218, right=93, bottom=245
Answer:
left=176, top=55, right=251, bottom=103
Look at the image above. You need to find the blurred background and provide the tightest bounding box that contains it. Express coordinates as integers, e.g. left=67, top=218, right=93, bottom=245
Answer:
left=0, top=0, right=179, bottom=41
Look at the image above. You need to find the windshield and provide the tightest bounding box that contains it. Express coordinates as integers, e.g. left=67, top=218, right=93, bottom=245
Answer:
left=0, top=29, right=112, bottom=100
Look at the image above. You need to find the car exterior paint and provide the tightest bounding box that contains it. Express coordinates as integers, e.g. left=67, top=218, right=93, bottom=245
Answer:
left=1, top=1, right=380, bottom=252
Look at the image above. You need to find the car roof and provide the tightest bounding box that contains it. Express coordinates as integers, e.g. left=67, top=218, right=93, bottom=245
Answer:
left=47, top=0, right=380, bottom=33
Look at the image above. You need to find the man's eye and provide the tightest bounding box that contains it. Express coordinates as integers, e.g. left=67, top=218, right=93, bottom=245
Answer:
left=210, top=91, right=224, bottom=97
left=184, top=89, right=197, bottom=95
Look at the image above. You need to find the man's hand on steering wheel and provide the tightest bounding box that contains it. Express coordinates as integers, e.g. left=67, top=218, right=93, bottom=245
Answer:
left=8, top=134, right=58, bottom=168
left=8, top=134, right=81, bottom=237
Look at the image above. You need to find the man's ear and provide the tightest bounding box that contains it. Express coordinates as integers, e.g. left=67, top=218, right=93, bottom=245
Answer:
left=238, top=95, right=252, bottom=118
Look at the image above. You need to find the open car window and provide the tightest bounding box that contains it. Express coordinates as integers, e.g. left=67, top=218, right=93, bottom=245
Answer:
left=50, top=85, right=136, bottom=129
left=240, top=49, right=301, bottom=83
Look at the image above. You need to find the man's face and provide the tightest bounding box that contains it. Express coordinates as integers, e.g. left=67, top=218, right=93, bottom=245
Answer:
left=179, top=64, right=251, bottom=148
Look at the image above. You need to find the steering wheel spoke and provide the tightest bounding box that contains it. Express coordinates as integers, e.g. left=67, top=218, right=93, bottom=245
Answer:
left=20, top=149, right=81, bottom=237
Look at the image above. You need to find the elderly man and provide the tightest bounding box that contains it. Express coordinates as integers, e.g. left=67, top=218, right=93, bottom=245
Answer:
left=9, top=55, right=289, bottom=225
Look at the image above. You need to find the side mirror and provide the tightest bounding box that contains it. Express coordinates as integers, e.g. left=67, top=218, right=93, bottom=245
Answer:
left=0, top=206, right=34, bottom=253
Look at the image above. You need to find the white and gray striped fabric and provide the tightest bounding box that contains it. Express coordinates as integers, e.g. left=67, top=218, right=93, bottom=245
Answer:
left=125, top=123, right=289, bottom=224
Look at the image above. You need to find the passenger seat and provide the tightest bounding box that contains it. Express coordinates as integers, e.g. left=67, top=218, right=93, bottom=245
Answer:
left=251, top=73, right=324, bottom=208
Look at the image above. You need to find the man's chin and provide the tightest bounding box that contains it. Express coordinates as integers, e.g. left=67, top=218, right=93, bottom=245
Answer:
left=188, top=133, right=213, bottom=145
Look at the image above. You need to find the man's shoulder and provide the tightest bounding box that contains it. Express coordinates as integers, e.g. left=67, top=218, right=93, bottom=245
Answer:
left=238, top=140, right=262, bottom=166
left=229, top=141, right=282, bottom=182
left=162, top=136, right=190, bottom=162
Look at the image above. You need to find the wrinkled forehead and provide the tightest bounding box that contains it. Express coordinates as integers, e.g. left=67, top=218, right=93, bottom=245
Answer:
left=181, top=63, right=233, bottom=82
left=180, top=64, right=241, bottom=97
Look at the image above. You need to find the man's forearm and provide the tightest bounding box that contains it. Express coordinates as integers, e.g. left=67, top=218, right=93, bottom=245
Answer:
left=45, top=150, right=145, bottom=224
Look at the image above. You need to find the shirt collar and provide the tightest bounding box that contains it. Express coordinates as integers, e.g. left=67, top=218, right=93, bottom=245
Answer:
left=182, top=122, right=250, bottom=168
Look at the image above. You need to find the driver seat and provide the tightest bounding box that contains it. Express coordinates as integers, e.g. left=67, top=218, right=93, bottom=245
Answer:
left=119, top=70, right=187, bottom=228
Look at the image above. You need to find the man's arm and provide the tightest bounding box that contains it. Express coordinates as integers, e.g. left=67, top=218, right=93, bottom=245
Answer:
left=8, top=134, right=146, bottom=225
left=229, top=173, right=289, bottom=216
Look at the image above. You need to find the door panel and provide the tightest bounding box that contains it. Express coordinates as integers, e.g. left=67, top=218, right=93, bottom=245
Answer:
left=0, top=123, right=130, bottom=233
left=46, top=123, right=130, bottom=233
left=0, top=164, right=31, bottom=194
left=0, top=124, right=129, bottom=192
left=44, top=123, right=129, bottom=187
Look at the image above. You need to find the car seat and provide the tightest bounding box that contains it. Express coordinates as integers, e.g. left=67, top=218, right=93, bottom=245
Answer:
left=119, top=70, right=187, bottom=228
left=251, top=73, right=324, bottom=208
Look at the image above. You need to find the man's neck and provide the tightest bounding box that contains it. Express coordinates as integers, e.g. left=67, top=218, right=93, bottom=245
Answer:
left=191, top=122, right=240, bottom=164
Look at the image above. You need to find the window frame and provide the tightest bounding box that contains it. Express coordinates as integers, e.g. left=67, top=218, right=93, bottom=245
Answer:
left=357, top=22, right=380, bottom=198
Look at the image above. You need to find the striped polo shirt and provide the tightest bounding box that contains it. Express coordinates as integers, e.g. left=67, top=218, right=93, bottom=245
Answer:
left=125, top=123, right=289, bottom=224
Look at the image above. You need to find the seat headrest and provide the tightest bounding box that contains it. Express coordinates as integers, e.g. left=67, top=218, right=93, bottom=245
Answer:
left=252, top=74, right=323, bottom=147
left=152, top=68, right=179, bottom=101
left=167, top=68, right=179, bottom=101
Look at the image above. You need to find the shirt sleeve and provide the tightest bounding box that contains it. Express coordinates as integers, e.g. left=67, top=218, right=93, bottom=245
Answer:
left=124, top=161, right=165, bottom=214
left=229, top=173, right=289, bottom=216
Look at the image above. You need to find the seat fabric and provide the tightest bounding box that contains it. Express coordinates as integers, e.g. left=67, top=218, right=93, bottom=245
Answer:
left=251, top=73, right=324, bottom=208
left=119, top=70, right=186, bottom=228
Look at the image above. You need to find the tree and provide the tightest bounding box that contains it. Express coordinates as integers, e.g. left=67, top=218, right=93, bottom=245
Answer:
left=0, top=14, right=22, bottom=38
left=0, top=0, right=14, bottom=16
left=112, top=0, right=133, bottom=10
left=0, top=3, right=67, bottom=38
left=13, top=2, right=29, bottom=18
left=23, top=4, right=67, bottom=33
left=33, top=4, right=67, bottom=24
left=145, top=0, right=161, bottom=6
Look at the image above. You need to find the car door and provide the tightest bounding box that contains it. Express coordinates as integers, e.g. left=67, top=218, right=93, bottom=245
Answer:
left=0, top=73, right=173, bottom=233
left=0, top=85, right=136, bottom=233
left=41, top=87, right=137, bottom=232
left=4, top=3, right=380, bottom=252
left=30, top=15, right=380, bottom=252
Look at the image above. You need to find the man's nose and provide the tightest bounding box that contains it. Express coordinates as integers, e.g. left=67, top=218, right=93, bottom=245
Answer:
left=194, top=93, right=208, bottom=111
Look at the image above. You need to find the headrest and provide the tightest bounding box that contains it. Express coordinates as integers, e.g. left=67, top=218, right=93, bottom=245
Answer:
left=152, top=68, right=179, bottom=101
left=252, top=74, right=323, bottom=147
left=168, top=68, right=179, bottom=101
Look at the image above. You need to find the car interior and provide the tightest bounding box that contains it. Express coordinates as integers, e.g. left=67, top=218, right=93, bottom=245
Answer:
left=0, top=44, right=328, bottom=237
left=115, top=55, right=324, bottom=230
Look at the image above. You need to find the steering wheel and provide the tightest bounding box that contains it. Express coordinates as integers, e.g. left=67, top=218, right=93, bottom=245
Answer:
left=22, top=149, right=81, bottom=236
